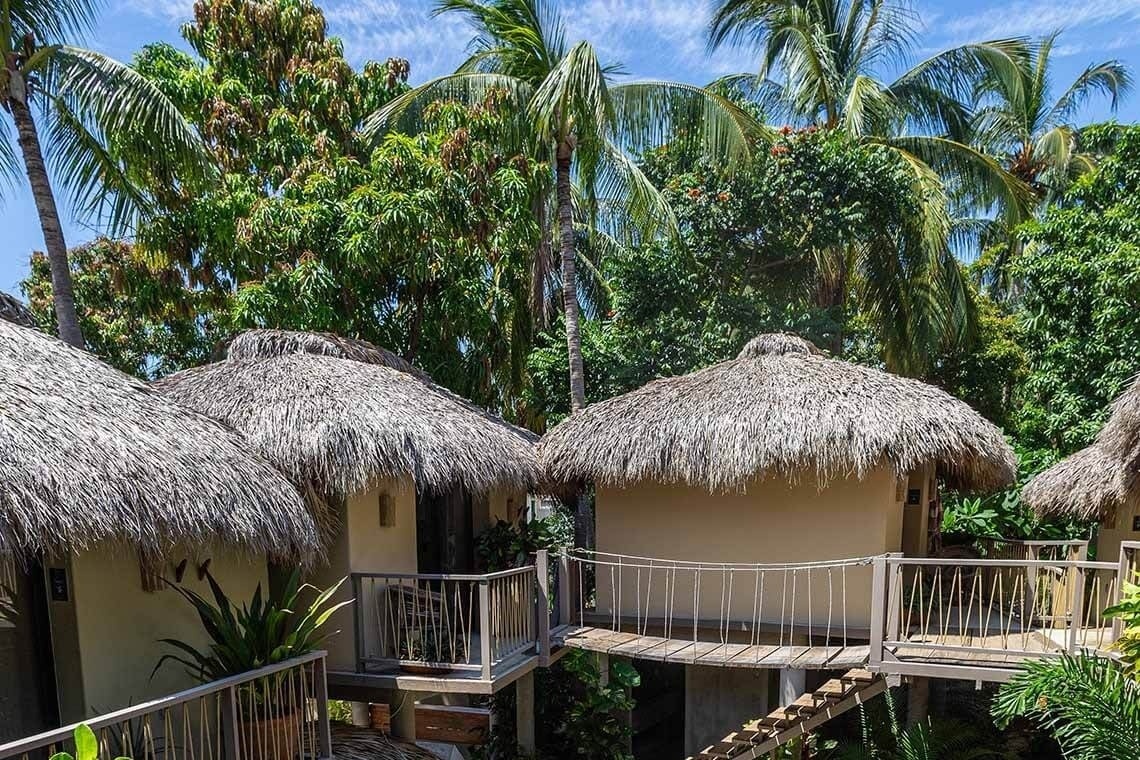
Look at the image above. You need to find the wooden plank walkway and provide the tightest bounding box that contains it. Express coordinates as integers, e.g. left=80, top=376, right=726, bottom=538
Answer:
left=553, top=626, right=870, bottom=669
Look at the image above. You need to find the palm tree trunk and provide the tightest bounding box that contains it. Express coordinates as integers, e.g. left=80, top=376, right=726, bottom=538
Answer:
left=556, top=141, right=593, bottom=550
left=556, top=141, right=586, bottom=412
left=8, top=81, right=84, bottom=348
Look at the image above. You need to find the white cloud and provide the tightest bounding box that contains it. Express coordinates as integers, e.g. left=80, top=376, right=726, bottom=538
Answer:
left=921, top=0, right=1140, bottom=51
left=113, top=0, right=193, bottom=23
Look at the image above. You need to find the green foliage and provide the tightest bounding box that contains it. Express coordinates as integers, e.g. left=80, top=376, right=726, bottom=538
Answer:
left=556, top=651, right=638, bottom=760
left=1105, top=572, right=1140, bottom=677
left=23, top=238, right=214, bottom=378
left=1014, top=123, right=1140, bottom=454
left=49, top=724, right=130, bottom=760
left=993, top=653, right=1140, bottom=760
left=475, top=511, right=574, bottom=572
left=155, top=568, right=350, bottom=682
left=830, top=689, right=999, bottom=760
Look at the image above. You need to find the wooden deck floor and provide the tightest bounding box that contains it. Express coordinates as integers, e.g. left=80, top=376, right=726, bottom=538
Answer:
left=553, top=626, right=871, bottom=669
left=554, top=625, right=1106, bottom=678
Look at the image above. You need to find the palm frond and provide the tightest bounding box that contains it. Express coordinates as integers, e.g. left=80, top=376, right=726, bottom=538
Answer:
left=1048, top=59, right=1132, bottom=124
left=993, top=654, right=1140, bottom=760
left=529, top=40, right=613, bottom=143
left=0, top=116, right=22, bottom=194
left=36, top=46, right=211, bottom=232
left=610, top=80, right=764, bottom=165
left=587, top=140, right=677, bottom=245
left=6, top=0, right=100, bottom=46
left=361, top=71, right=533, bottom=145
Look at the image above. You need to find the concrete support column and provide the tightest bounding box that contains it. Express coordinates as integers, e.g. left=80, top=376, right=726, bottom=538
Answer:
left=779, top=668, right=806, bottom=706
left=349, top=701, right=371, bottom=727
left=906, top=677, right=930, bottom=726
left=516, top=672, right=536, bottom=756
left=385, top=690, right=430, bottom=740
left=597, top=652, right=610, bottom=687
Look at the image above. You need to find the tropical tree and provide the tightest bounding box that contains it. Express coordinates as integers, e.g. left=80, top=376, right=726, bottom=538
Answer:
left=367, top=0, right=761, bottom=412
left=0, top=0, right=209, bottom=347
left=993, top=654, right=1140, bottom=760
left=970, top=33, right=1130, bottom=296
left=706, top=0, right=1032, bottom=371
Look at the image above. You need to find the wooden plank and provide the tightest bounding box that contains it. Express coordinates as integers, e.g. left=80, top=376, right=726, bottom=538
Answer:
left=666, top=640, right=725, bottom=664
left=827, top=645, right=870, bottom=668
left=415, top=704, right=490, bottom=745
left=642, top=639, right=696, bottom=661
left=697, top=643, right=756, bottom=666
left=726, top=644, right=781, bottom=667
left=610, top=635, right=670, bottom=658
left=790, top=646, right=842, bottom=669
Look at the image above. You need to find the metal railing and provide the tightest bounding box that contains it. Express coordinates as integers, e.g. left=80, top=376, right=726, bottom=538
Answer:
left=351, top=565, right=538, bottom=680
left=0, top=652, right=331, bottom=760
left=561, top=550, right=878, bottom=655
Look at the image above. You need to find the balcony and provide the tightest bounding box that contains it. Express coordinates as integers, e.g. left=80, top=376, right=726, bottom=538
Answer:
left=332, top=559, right=569, bottom=695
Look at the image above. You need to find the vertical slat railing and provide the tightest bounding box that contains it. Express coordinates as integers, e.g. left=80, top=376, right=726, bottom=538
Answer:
left=0, top=652, right=332, bottom=760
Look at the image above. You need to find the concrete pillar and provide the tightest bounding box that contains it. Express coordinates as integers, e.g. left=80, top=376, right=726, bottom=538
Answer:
left=597, top=652, right=610, bottom=687
left=349, top=701, right=370, bottom=727
left=779, top=668, right=806, bottom=706
left=684, top=665, right=770, bottom=756
left=385, top=690, right=430, bottom=740
left=906, top=677, right=930, bottom=726
left=516, top=672, right=536, bottom=756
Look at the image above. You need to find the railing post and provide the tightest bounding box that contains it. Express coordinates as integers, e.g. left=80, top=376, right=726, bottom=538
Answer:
left=220, top=685, right=241, bottom=760
left=1114, top=545, right=1131, bottom=640
left=869, top=555, right=886, bottom=671
left=536, top=551, right=551, bottom=664
left=480, top=579, right=493, bottom=681
left=886, top=553, right=902, bottom=644
left=558, top=553, right=572, bottom=626
left=314, top=655, right=333, bottom=760
left=1068, top=565, right=1086, bottom=653
left=351, top=573, right=365, bottom=672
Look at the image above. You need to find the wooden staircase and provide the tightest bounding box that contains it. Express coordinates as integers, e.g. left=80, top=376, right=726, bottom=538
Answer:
left=687, top=669, right=887, bottom=760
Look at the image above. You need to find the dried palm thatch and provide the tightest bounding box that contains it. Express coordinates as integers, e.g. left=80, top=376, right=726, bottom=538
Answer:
left=155, top=331, right=540, bottom=505
left=539, top=333, right=1015, bottom=493
left=226, top=330, right=426, bottom=379
left=0, top=292, right=35, bottom=328
left=1023, top=375, right=1140, bottom=520
left=0, top=320, right=319, bottom=559
left=331, top=725, right=442, bottom=760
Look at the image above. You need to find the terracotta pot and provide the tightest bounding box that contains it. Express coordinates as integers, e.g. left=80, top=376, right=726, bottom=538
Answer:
left=241, top=712, right=301, bottom=760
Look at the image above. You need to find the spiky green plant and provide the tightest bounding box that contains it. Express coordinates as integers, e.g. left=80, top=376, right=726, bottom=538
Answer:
left=993, top=653, right=1140, bottom=760
left=155, top=568, right=350, bottom=682
left=49, top=724, right=130, bottom=760
left=1104, top=571, right=1140, bottom=678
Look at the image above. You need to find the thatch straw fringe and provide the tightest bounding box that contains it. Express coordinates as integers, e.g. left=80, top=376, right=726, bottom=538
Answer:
left=539, top=333, right=1015, bottom=493
left=0, top=292, right=35, bottom=328
left=226, top=330, right=426, bottom=378
left=1023, top=374, right=1140, bottom=520
left=0, top=321, right=319, bottom=559
left=331, top=725, right=442, bottom=760
left=155, top=331, right=540, bottom=503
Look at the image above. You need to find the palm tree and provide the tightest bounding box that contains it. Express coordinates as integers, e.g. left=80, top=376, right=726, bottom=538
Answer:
left=970, top=32, right=1130, bottom=297
left=993, top=654, right=1140, bottom=760
left=707, top=0, right=1032, bottom=371
left=366, top=0, right=761, bottom=412
left=1, top=0, right=209, bottom=347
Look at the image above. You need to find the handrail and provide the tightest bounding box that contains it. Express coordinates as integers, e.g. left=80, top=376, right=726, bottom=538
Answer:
left=886, top=557, right=1116, bottom=570
left=565, top=549, right=880, bottom=571
left=351, top=566, right=535, bottom=582
left=0, top=651, right=331, bottom=760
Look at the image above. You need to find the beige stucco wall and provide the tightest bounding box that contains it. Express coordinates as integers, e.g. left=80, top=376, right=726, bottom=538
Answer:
left=1097, top=490, right=1140, bottom=564
left=594, top=466, right=903, bottom=631
left=65, top=542, right=268, bottom=718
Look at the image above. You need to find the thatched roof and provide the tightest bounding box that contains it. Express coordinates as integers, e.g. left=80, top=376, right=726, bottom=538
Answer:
left=0, top=292, right=35, bottom=328
left=539, top=333, right=1015, bottom=493
left=0, top=320, right=319, bottom=559
left=331, top=725, right=442, bottom=760
left=154, top=330, right=540, bottom=504
left=1023, top=375, right=1140, bottom=520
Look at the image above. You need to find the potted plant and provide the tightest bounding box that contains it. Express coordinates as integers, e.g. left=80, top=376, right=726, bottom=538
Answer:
left=156, top=569, right=350, bottom=760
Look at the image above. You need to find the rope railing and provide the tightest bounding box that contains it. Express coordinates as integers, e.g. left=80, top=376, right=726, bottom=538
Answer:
left=562, top=550, right=880, bottom=660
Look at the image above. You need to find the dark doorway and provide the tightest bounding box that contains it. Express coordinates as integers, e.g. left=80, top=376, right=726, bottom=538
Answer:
left=1, top=559, right=59, bottom=741
left=416, top=487, right=475, bottom=573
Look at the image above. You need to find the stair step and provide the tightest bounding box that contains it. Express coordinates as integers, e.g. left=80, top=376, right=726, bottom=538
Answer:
left=841, top=668, right=874, bottom=684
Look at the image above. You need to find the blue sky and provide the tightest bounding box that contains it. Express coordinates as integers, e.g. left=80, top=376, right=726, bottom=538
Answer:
left=3, top=0, right=1140, bottom=295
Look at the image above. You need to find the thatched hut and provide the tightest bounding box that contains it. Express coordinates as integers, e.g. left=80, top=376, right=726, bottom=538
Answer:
left=0, top=320, right=319, bottom=736
left=539, top=333, right=1015, bottom=627
left=155, top=329, right=541, bottom=671
left=1023, top=375, right=1140, bottom=558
